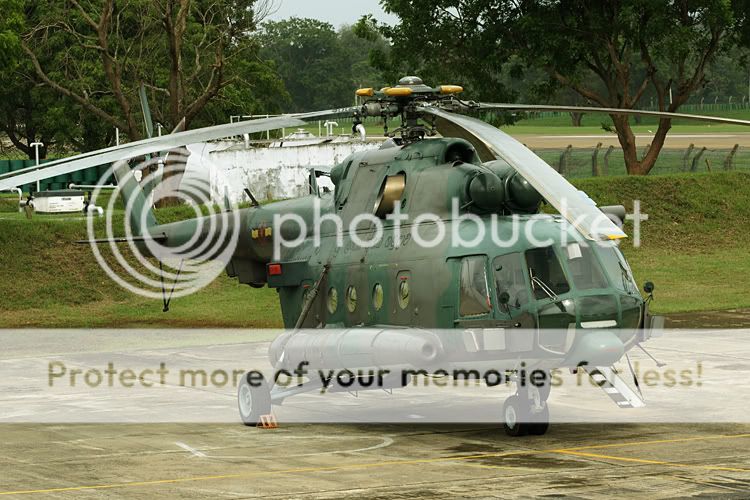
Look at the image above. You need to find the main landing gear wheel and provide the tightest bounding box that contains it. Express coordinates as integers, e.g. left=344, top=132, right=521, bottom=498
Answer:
left=238, top=372, right=272, bottom=426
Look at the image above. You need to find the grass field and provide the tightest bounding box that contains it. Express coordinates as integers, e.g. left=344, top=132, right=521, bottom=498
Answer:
left=575, top=172, right=750, bottom=313
left=499, top=106, right=750, bottom=134
left=1, top=171, right=749, bottom=327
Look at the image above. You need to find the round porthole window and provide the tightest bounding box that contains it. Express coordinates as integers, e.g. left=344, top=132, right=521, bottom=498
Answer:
left=398, top=280, right=410, bottom=309
left=327, top=287, right=338, bottom=314
left=372, top=283, right=384, bottom=311
left=346, top=286, right=358, bottom=313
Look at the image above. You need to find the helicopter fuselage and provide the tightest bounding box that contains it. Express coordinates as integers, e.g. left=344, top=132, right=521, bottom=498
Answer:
left=152, top=137, right=652, bottom=371
left=226, top=138, right=651, bottom=371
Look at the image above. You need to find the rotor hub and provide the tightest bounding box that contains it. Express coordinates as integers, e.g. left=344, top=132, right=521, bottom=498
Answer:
left=356, top=76, right=466, bottom=144
left=398, top=76, right=423, bottom=86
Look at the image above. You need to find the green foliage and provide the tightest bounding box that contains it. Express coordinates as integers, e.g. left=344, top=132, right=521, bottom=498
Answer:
left=365, top=2, right=518, bottom=102
left=0, top=5, right=389, bottom=156
left=260, top=18, right=387, bottom=111
left=7, top=0, right=286, bottom=152
left=0, top=0, right=22, bottom=69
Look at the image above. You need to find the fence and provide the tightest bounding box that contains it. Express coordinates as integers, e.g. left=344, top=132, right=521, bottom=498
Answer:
left=0, top=159, right=113, bottom=193
left=517, top=100, right=750, bottom=122
left=533, top=144, right=749, bottom=178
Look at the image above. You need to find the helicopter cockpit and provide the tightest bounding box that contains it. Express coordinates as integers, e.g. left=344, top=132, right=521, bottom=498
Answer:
left=458, top=235, right=642, bottom=334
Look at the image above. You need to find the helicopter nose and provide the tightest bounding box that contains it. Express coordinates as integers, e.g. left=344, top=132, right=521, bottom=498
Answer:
left=564, top=330, right=625, bottom=367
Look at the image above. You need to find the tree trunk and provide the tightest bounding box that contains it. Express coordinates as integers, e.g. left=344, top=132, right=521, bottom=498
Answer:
left=638, top=118, right=672, bottom=174
left=611, top=115, right=642, bottom=174
left=611, top=114, right=671, bottom=175
left=570, top=112, right=584, bottom=127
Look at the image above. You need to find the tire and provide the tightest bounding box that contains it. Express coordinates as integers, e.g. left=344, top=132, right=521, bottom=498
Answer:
left=527, top=404, right=550, bottom=436
left=503, top=394, right=528, bottom=436
left=237, top=372, right=272, bottom=426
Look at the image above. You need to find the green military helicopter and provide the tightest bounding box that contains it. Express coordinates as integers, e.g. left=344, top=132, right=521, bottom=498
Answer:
left=4, top=76, right=748, bottom=435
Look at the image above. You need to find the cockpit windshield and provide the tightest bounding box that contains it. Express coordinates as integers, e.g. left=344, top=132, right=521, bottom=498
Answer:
left=595, top=243, right=639, bottom=294
left=563, top=242, right=608, bottom=290
left=525, top=247, right=570, bottom=300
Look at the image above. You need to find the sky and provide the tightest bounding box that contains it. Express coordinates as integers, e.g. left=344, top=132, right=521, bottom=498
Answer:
left=264, top=0, right=399, bottom=28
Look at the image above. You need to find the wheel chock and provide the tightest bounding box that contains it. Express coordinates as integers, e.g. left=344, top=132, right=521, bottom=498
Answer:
left=259, top=413, right=278, bottom=429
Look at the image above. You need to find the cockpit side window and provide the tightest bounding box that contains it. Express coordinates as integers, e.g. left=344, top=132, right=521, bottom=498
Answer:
left=459, top=256, right=491, bottom=317
left=564, top=243, right=609, bottom=290
left=493, top=253, right=529, bottom=309
left=525, top=247, right=570, bottom=299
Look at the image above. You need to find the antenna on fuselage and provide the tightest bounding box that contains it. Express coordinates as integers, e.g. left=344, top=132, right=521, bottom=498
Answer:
left=244, top=187, right=260, bottom=207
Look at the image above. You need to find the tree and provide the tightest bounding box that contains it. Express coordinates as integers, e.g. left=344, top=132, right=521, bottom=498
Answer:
left=15, top=0, right=280, bottom=144
left=260, top=19, right=387, bottom=111
left=338, top=25, right=390, bottom=92
left=380, top=0, right=746, bottom=175
left=358, top=5, right=518, bottom=103
left=0, top=0, right=23, bottom=68
left=513, top=0, right=740, bottom=175
left=692, top=44, right=750, bottom=104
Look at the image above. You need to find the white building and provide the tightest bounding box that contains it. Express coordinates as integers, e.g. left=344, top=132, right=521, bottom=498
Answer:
left=182, top=131, right=384, bottom=205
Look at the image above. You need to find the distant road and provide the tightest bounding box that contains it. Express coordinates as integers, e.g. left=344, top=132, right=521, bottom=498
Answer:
left=510, top=133, right=750, bottom=149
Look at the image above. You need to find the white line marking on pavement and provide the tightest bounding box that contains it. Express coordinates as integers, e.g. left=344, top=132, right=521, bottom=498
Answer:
left=208, top=435, right=396, bottom=460
left=175, top=442, right=207, bottom=458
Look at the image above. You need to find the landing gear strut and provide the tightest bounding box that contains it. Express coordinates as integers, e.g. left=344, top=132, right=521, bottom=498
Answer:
left=503, top=379, right=550, bottom=436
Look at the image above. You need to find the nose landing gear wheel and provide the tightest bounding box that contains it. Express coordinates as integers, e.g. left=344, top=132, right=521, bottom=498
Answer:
left=503, top=394, right=526, bottom=436
left=503, top=391, right=550, bottom=436
left=526, top=405, right=549, bottom=435
left=238, top=372, right=272, bottom=426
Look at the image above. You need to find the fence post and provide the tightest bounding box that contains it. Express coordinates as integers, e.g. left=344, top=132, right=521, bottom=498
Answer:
left=603, top=145, right=614, bottom=176
left=724, top=144, right=739, bottom=170
left=682, top=144, right=695, bottom=171
left=690, top=147, right=707, bottom=172
left=558, top=145, right=572, bottom=174
left=592, top=142, right=603, bottom=176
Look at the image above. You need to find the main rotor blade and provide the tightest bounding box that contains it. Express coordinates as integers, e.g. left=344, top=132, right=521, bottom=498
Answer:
left=422, top=106, right=627, bottom=242
left=475, top=102, right=750, bottom=127
left=0, top=116, right=300, bottom=190
left=0, top=107, right=357, bottom=191
left=297, top=107, right=359, bottom=122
